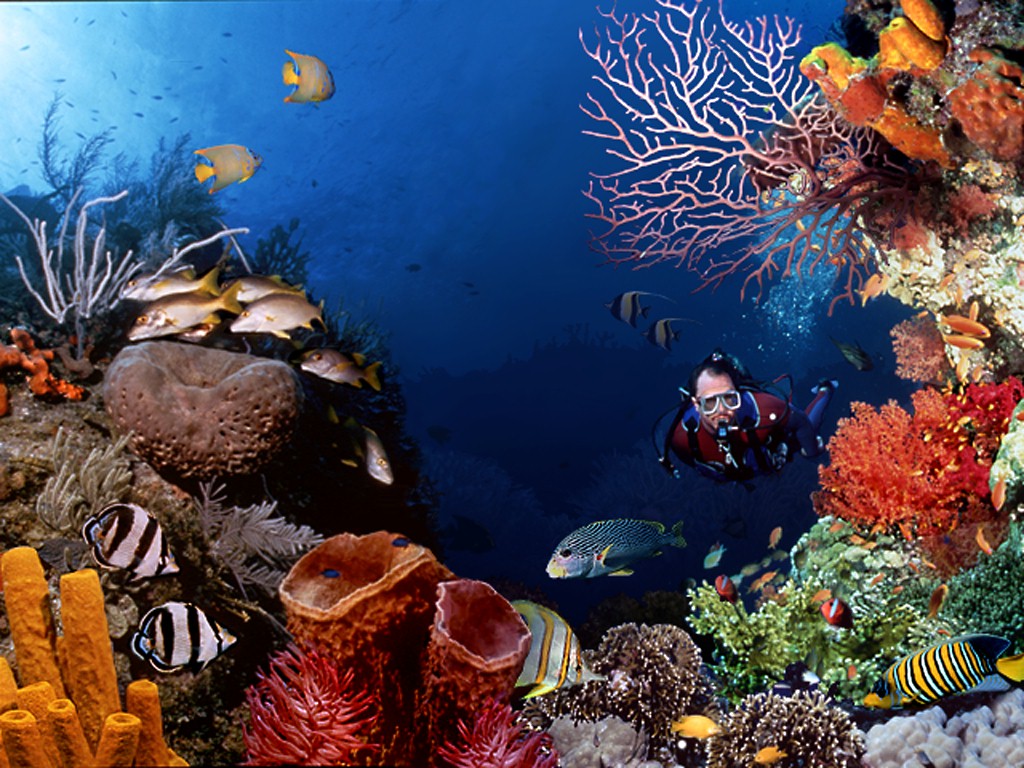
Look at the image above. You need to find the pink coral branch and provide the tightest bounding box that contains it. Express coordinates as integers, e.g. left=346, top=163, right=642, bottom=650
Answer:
left=580, top=0, right=916, bottom=312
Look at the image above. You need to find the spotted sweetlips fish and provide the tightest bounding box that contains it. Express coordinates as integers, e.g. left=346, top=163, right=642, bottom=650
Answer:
left=546, top=518, right=686, bottom=578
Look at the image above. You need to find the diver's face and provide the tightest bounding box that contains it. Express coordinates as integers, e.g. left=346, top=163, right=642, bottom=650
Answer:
left=694, top=371, right=739, bottom=433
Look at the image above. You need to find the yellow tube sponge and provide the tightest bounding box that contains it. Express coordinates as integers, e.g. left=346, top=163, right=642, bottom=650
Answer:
left=57, top=569, right=120, bottom=751
left=0, top=549, right=64, bottom=697
left=92, top=712, right=140, bottom=768
left=879, top=17, right=946, bottom=71
left=0, top=660, right=17, bottom=714
left=901, top=0, right=945, bottom=41
left=125, top=680, right=170, bottom=767
left=0, top=709, right=54, bottom=768
left=45, top=699, right=92, bottom=768
left=14, top=682, right=58, bottom=767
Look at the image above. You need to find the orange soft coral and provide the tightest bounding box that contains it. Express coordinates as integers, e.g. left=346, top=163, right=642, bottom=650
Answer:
left=0, top=329, right=86, bottom=416
left=813, top=388, right=993, bottom=538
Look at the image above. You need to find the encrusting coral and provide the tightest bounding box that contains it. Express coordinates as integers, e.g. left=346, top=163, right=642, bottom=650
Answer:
left=522, top=623, right=715, bottom=765
left=103, top=341, right=305, bottom=479
left=704, top=689, right=864, bottom=768
left=0, top=546, right=185, bottom=766
left=0, top=328, right=85, bottom=417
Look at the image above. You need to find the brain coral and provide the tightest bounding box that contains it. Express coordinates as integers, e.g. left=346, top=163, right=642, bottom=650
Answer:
left=103, top=341, right=303, bottom=478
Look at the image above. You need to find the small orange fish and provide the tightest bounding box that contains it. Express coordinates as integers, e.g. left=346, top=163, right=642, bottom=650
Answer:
left=828, top=521, right=845, bottom=534
left=847, top=663, right=858, bottom=680
left=976, top=524, right=993, bottom=555
left=940, top=314, right=991, bottom=338
left=810, top=588, right=832, bottom=603
left=671, top=714, right=721, bottom=738
left=768, top=526, right=782, bottom=550
left=753, top=745, right=788, bottom=765
left=898, top=521, right=914, bottom=542
left=821, top=598, right=853, bottom=628
left=969, top=300, right=979, bottom=321
left=928, top=584, right=948, bottom=619
left=892, top=585, right=905, bottom=595
left=747, top=570, right=778, bottom=593
left=869, top=572, right=885, bottom=587
left=992, top=475, right=1007, bottom=511
left=942, top=333, right=986, bottom=350
left=848, top=534, right=868, bottom=546
left=859, top=272, right=889, bottom=305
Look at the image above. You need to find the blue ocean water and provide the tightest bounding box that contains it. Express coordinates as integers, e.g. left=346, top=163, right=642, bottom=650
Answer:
left=1, top=0, right=918, bottom=626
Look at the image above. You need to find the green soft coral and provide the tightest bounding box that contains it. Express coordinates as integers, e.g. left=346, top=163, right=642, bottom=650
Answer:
left=945, top=520, right=1024, bottom=643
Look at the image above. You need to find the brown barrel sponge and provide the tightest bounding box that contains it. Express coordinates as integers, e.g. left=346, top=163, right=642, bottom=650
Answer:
left=103, top=341, right=303, bottom=478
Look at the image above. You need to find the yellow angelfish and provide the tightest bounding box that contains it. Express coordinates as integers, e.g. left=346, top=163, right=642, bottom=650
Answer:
left=194, top=145, right=262, bottom=194
left=282, top=49, right=335, bottom=104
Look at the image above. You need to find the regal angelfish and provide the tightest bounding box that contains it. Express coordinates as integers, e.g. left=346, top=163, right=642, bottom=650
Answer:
left=82, top=503, right=179, bottom=582
left=546, top=518, right=686, bottom=579
left=132, top=602, right=236, bottom=673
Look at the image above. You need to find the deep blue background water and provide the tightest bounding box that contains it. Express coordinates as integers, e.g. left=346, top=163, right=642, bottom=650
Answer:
left=1, top=0, right=918, bottom=625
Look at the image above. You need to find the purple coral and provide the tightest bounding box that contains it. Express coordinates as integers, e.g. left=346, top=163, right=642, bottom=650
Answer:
left=436, top=699, right=558, bottom=768
left=243, top=643, right=379, bottom=766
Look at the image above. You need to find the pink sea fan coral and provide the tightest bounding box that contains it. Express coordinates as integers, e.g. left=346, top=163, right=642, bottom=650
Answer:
left=437, top=698, right=558, bottom=768
left=243, top=643, right=379, bottom=766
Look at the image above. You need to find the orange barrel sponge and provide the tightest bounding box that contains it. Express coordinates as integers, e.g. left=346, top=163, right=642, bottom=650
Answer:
left=279, top=531, right=454, bottom=766
left=901, top=0, right=945, bottom=41
left=92, top=712, right=141, bottom=767
left=0, top=709, right=53, bottom=768
left=0, top=548, right=65, bottom=697
left=416, top=579, right=530, bottom=758
left=58, top=569, right=120, bottom=751
left=126, top=680, right=170, bottom=767
left=45, top=699, right=93, bottom=768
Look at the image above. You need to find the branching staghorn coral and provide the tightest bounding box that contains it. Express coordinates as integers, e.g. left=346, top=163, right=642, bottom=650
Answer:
left=195, top=480, right=323, bottom=598
left=35, top=427, right=132, bottom=534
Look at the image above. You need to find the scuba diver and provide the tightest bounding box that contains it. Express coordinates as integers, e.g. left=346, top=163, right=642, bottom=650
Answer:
left=659, top=349, right=837, bottom=483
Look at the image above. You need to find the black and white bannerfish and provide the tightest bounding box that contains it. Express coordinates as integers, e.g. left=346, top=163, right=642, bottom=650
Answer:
left=511, top=600, right=604, bottom=699
left=131, top=602, right=237, bottom=673
left=604, top=291, right=672, bottom=328
left=82, top=503, right=179, bottom=582
left=643, top=317, right=695, bottom=351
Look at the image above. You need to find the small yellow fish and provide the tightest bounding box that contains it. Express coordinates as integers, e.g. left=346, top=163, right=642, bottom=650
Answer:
left=753, top=745, right=787, bottom=765
left=670, top=714, right=721, bottom=738
left=229, top=293, right=325, bottom=339
left=194, top=145, right=262, bottom=194
left=225, top=274, right=305, bottom=304
left=121, top=266, right=221, bottom=302
left=282, top=49, right=335, bottom=104
left=976, top=524, right=994, bottom=555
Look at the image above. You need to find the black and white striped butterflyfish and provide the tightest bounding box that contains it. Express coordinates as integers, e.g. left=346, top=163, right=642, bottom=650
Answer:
left=82, top=503, right=179, bottom=582
left=131, top=602, right=237, bottom=673
left=511, top=600, right=604, bottom=699
left=863, top=634, right=1024, bottom=709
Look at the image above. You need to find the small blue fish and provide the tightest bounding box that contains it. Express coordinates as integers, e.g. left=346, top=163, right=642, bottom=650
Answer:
left=546, top=519, right=686, bottom=578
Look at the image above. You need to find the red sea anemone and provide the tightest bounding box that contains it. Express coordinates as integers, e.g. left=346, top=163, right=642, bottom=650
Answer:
left=436, top=698, right=557, bottom=768
left=243, top=643, right=379, bottom=766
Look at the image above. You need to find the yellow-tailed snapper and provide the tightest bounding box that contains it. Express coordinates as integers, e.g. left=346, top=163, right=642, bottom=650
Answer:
left=128, top=282, right=243, bottom=341
left=121, top=266, right=221, bottom=302
left=229, top=293, right=325, bottom=339
left=299, top=349, right=382, bottom=391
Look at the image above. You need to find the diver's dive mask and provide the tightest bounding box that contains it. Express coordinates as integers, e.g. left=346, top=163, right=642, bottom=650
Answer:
left=697, top=390, right=741, bottom=416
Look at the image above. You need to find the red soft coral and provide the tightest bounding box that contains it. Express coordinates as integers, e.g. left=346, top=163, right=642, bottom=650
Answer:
left=436, top=699, right=557, bottom=768
left=243, top=644, right=379, bottom=766
left=814, top=383, right=1012, bottom=540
